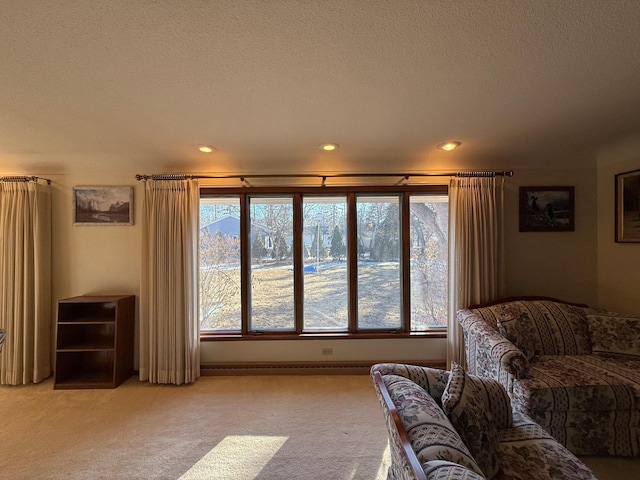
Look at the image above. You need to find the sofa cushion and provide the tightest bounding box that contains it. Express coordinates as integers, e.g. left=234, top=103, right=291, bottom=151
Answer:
left=587, top=313, right=640, bottom=358
left=512, top=355, right=638, bottom=416
left=594, top=352, right=640, bottom=380
left=474, top=300, right=591, bottom=359
left=442, top=363, right=503, bottom=479
left=382, top=374, right=484, bottom=477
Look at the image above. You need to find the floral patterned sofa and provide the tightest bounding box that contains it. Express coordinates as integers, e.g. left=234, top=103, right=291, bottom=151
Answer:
left=371, top=363, right=596, bottom=480
left=458, top=297, right=640, bottom=456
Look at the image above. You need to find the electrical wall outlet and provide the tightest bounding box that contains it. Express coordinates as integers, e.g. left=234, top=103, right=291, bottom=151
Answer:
left=321, top=347, right=333, bottom=355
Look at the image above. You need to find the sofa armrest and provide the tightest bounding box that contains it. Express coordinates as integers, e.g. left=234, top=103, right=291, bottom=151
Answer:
left=457, top=309, right=529, bottom=379
left=372, top=371, right=429, bottom=480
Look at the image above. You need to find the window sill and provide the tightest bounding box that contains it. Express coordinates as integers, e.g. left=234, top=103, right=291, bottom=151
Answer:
left=200, top=330, right=447, bottom=341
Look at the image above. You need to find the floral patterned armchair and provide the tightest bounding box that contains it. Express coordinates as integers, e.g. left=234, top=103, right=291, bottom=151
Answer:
left=458, top=298, right=640, bottom=456
left=371, top=363, right=597, bottom=480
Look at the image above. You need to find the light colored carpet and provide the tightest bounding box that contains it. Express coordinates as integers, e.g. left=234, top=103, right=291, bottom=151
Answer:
left=0, top=375, right=390, bottom=479
left=579, top=456, right=640, bottom=480
left=2, top=374, right=640, bottom=479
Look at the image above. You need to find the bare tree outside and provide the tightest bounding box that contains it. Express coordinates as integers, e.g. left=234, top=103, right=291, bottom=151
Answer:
left=410, top=196, right=448, bottom=328
left=199, top=232, right=241, bottom=329
left=199, top=198, right=241, bottom=330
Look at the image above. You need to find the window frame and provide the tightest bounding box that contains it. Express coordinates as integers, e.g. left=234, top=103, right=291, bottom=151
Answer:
left=200, top=184, right=448, bottom=341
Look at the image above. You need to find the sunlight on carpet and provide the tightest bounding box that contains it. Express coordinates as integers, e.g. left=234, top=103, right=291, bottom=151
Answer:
left=179, top=435, right=288, bottom=480
left=373, top=444, right=391, bottom=480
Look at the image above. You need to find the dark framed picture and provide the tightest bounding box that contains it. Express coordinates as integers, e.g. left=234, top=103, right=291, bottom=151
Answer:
left=73, top=186, right=134, bottom=225
left=519, top=186, right=574, bottom=232
left=615, top=169, right=640, bottom=243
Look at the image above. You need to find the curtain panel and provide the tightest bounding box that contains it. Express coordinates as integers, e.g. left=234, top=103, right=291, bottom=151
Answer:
left=0, top=181, right=52, bottom=385
left=140, top=179, right=200, bottom=385
left=448, top=176, right=505, bottom=368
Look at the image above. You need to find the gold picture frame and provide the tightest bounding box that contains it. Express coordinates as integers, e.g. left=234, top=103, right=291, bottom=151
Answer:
left=615, top=169, right=640, bottom=243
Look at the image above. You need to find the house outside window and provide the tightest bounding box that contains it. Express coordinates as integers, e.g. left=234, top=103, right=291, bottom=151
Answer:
left=199, top=185, right=448, bottom=338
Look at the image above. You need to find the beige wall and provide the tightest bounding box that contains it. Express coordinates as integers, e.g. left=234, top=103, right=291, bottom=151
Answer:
left=50, top=168, right=142, bottom=303
left=502, top=167, right=598, bottom=305
left=597, top=134, right=640, bottom=315
left=29, top=160, right=603, bottom=366
left=46, top=167, right=143, bottom=364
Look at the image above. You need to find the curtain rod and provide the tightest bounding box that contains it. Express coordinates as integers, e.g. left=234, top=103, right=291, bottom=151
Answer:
left=0, top=175, right=51, bottom=185
left=136, top=170, right=514, bottom=184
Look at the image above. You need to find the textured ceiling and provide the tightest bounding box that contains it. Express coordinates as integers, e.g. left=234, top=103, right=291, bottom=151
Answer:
left=1, top=0, right=640, bottom=174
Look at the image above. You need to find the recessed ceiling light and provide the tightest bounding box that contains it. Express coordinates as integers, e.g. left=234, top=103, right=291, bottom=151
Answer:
left=437, top=141, right=461, bottom=151
left=320, top=143, right=339, bottom=151
left=198, top=145, right=216, bottom=153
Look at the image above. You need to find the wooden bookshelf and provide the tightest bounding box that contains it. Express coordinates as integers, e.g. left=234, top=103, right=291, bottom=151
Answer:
left=54, top=295, right=135, bottom=389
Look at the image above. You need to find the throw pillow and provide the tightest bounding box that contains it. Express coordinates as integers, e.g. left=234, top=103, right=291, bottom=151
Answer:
left=587, top=313, right=640, bottom=358
left=496, top=312, right=538, bottom=360
left=442, top=363, right=503, bottom=480
left=472, top=374, right=513, bottom=429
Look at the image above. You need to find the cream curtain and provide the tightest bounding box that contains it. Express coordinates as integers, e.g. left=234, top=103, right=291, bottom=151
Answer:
left=139, top=179, right=200, bottom=385
left=0, top=181, right=52, bottom=385
left=448, top=176, right=505, bottom=368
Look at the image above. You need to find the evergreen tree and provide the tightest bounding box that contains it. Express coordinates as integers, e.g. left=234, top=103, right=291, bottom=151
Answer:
left=271, top=235, right=289, bottom=261
left=251, top=235, right=268, bottom=260
left=370, top=204, right=400, bottom=261
left=329, top=225, right=346, bottom=261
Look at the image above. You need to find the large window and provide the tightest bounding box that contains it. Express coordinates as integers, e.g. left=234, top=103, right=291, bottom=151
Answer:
left=199, top=185, right=448, bottom=337
left=199, top=197, right=241, bottom=331
left=249, top=197, right=294, bottom=331
left=302, top=196, right=348, bottom=331
left=356, top=195, right=402, bottom=329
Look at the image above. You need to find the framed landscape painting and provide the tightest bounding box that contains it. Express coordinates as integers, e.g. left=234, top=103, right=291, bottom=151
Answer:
left=73, top=186, right=134, bottom=225
left=615, top=169, right=640, bottom=243
left=519, top=186, right=574, bottom=232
